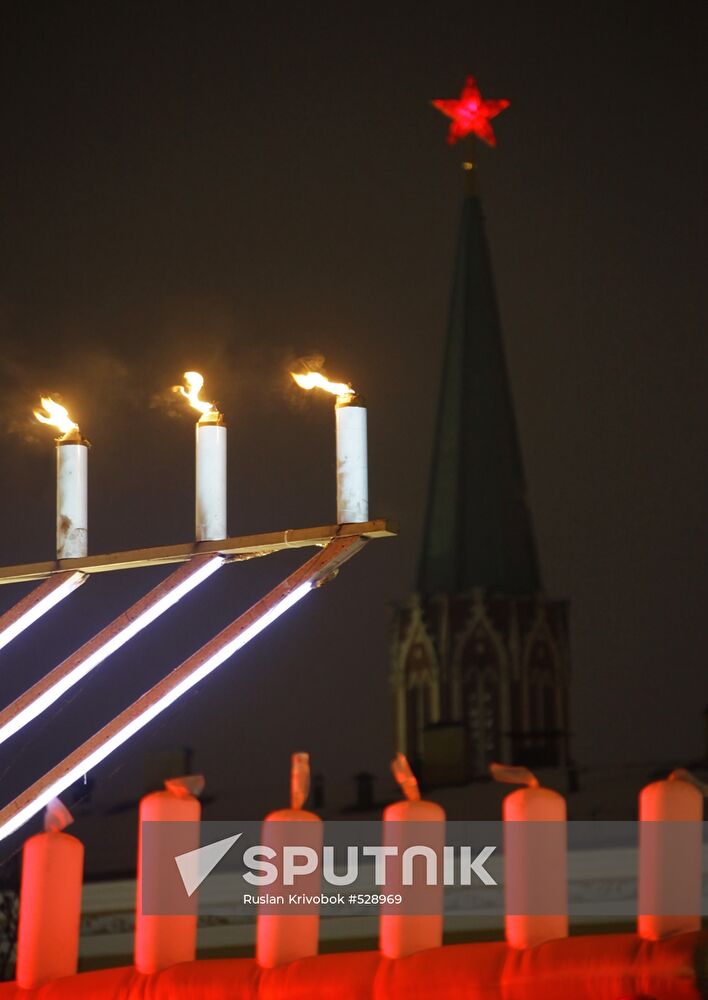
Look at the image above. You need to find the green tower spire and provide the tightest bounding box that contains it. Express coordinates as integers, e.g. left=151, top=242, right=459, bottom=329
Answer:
left=417, top=188, right=541, bottom=596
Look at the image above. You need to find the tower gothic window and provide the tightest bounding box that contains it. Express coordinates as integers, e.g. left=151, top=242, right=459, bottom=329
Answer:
left=403, top=640, right=434, bottom=766
left=529, top=671, right=555, bottom=730
left=464, top=664, right=501, bottom=763
left=462, top=628, right=503, bottom=768
left=527, top=640, right=557, bottom=732
left=406, top=685, right=424, bottom=762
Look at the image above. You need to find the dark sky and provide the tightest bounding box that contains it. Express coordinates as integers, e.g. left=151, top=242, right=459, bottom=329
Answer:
left=0, top=1, right=706, bottom=845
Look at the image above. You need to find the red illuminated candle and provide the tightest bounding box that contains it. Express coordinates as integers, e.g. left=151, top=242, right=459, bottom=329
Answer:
left=256, top=753, right=323, bottom=968
left=15, top=799, right=83, bottom=989
left=638, top=769, right=704, bottom=941
left=134, top=775, right=203, bottom=973
left=491, top=763, right=568, bottom=949
left=379, top=754, right=445, bottom=959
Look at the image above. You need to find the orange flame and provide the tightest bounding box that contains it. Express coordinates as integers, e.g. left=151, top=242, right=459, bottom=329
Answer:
left=175, top=371, right=220, bottom=423
left=291, top=370, right=354, bottom=400
left=391, top=752, right=421, bottom=802
left=33, top=397, right=80, bottom=439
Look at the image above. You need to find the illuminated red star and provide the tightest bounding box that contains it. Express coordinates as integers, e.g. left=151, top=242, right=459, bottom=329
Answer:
left=432, top=76, right=510, bottom=146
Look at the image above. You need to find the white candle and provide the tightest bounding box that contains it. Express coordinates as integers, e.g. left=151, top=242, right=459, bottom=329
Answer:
left=195, top=417, right=227, bottom=541
left=33, top=397, right=88, bottom=559
left=56, top=437, right=88, bottom=558
left=174, top=372, right=228, bottom=541
left=290, top=369, right=369, bottom=524
left=335, top=394, right=368, bottom=524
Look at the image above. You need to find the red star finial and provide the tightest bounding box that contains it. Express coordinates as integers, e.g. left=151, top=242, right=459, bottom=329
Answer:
left=432, top=76, right=510, bottom=147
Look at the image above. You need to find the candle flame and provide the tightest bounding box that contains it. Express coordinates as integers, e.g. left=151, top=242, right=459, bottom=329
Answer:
left=489, top=762, right=540, bottom=788
left=391, top=752, right=421, bottom=802
left=33, top=397, right=80, bottom=439
left=175, top=371, right=220, bottom=423
left=290, top=752, right=310, bottom=811
left=291, top=370, right=354, bottom=400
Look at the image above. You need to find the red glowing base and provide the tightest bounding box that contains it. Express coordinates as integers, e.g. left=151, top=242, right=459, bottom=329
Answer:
left=0, top=932, right=704, bottom=999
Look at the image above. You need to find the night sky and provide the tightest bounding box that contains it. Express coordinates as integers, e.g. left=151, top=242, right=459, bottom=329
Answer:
left=0, top=2, right=706, bottom=845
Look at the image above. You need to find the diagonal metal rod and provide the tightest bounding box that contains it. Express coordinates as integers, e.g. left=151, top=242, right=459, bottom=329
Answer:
left=0, top=572, right=87, bottom=652
left=0, top=534, right=366, bottom=842
left=0, top=554, right=223, bottom=747
left=0, top=519, right=396, bottom=586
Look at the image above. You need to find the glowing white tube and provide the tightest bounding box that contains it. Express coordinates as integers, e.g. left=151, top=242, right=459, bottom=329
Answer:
left=335, top=395, right=368, bottom=523
left=195, top=420, right=227, bottom=541
left=0, top=572, right=86, bottom=653
left=0, top=556, right=223, bottom=747
left=56, top=440, right=88, bottom=559
left=0, top=581, right=312, bottom=843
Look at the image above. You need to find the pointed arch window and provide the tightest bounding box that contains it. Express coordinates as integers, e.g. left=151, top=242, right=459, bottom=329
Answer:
left=403, top=640, right=435, bottom=768
left=461, top=627, right=503, bottom=768
left=527, top=641, right=557, bottom=732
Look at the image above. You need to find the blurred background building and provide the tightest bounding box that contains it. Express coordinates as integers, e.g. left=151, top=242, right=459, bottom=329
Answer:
left=390, top=171, right=570, bottom=788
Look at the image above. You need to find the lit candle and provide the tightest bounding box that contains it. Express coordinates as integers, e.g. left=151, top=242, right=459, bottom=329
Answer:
left=34, top=397, right=88, bottom=559
left=379, top=753, right=445, bottom=959
left=256, top=752, right=323, bottom=968
left=175, top=371, right=227, bottom=541
left=491, top=763, right=568, bottom=949
left=16, top=799, right=83, bottom=989
left=291, top=369, right=369, bottom=524
left=637, top=769, right=704, bottom=941
left=134, top=775, right=203, bottom=974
